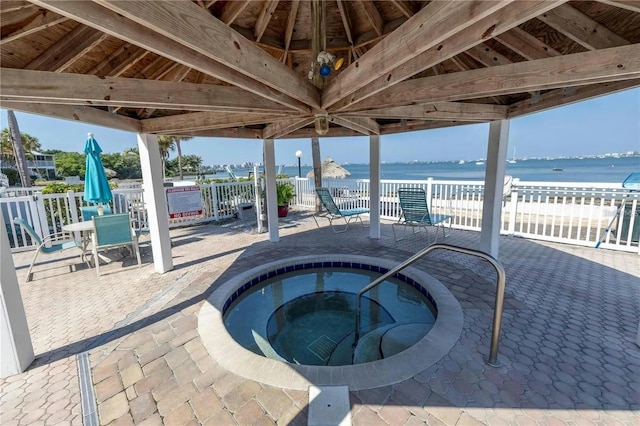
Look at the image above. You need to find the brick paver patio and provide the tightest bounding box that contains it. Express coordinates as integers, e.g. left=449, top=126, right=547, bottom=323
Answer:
left=1, top=210, right=639, bottom=425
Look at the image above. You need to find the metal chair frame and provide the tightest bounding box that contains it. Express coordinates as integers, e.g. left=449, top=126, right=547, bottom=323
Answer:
left=392, top=188, right=453, bottom=243
left=313, top=187, right=369, bottom=233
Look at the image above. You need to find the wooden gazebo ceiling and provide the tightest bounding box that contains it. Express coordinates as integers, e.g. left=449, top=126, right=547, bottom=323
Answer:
left=1, top=1, right=639, bottom=139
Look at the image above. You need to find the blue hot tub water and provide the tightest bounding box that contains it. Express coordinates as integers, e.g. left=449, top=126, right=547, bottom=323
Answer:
left=223, top=266, right=437, bottom=366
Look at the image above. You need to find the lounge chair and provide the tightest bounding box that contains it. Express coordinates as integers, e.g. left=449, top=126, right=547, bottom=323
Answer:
left=393, top=188, right=453, bottom=243
left=13, top=217, right=88, bottom=282
left=91, top=213, right=141, bottom=277
left=313, top=187, right=369, bottom=233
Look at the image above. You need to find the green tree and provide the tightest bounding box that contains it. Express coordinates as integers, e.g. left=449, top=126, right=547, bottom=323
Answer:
left=157, top=135, right=193, bottom=180
left=1, top=121, right=42, bottom=186
left=0, top=128, right=42, bottom=162
left=54, top=151, right=86, bottom=178
left=157, top=136, right=175, bottom=179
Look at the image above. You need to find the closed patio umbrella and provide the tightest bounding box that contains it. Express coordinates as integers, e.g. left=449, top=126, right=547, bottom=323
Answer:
left=306, top=156, right=351, bottom=179
left=83, top=133, right=112, bottom=211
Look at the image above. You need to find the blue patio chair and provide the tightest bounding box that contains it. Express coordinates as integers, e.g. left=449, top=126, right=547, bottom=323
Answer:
left=81, top=205, right=112, bottom=221
left=91, top=213, right=141, bottom=277
left=13, top=217, right=88, bottom=282
left=393, top=188, right=453, bottom=243
left=313, top=187, right=369, bottom=233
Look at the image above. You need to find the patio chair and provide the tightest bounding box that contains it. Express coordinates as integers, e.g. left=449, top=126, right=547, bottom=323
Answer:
left=392, top=188, right=453, bottom=243
left=81, top=205, right=112, bottom=221
left=91, top=213, right=141, bottom=277
left=313, top=187, right=369, bottom=233
left=13, top=217, right=88, bottom=282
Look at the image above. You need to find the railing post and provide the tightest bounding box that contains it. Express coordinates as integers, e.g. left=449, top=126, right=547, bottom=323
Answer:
left=67, top=190, right=81, bottom=242
left=426, top=177, right=434, bottom=209
left=211, top=183, right=220, bottom=221
left=508, top=178, right=519, bottom=235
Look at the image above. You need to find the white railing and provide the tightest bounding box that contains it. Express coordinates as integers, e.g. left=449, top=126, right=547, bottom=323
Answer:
left=2, top=178, right=638, bottom=253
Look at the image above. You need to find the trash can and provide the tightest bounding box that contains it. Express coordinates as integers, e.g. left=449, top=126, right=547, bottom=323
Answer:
left=236, top=202, right=255, bottom=221
left=619, top=203, right=640, bottom=243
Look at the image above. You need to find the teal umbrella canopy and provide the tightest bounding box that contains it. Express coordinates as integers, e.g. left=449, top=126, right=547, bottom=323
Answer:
left=83, top=133, right=112, bottom=205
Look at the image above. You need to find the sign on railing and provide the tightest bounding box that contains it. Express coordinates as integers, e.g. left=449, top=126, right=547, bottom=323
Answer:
left=167, top=186, right=203, bottom=219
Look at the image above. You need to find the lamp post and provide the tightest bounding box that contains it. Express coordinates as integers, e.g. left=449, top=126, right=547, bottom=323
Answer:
left=295, top=150, right=303, bottom=178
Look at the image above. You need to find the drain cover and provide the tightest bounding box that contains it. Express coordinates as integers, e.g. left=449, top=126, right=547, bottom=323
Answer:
left=307, top=335, right=337, bottom=361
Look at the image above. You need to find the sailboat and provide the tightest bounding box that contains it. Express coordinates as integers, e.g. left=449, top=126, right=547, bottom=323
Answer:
left=507, top=146, right=517, bottom=164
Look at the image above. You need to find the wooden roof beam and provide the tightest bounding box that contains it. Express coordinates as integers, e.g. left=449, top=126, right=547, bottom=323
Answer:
left=347, top=44, right=640, bottom=111
left=330, top=116, right=380, bottom=135
left=597, top=0, right=640, bottom=13
left=340, top=102, right=508, bottom=121
left=141, top=112, right=295, bottom=134
left=537, top=3, right=630, bottom=50
left=29, top=0, right=310, bottom=113
left=359, top=1, right=383, bottom=36
left=264, top=117, right=315, bottom=139
left=25, top=24, right=107, bottom=72
left=495, top=27, right=561, bottom=60
left=1, top=1, right=36, bottom=13
left=0, top=10, right=67, bottom=46
left=88, top=43, right=148, bottom=77
left=95, top=0, right=320, bottom=108
left=282, top=0, right=300, bottom=62
left=220, top=0, right=251, bottom=25
left=326, top=0, right=565, bottom=112
left=254, top=0, right=279, bottom=42
left=0, top=68, right=292, bottom=114
left=0, top=101, right=141, bottom=132
left=389, top=0, right=417, bottom=19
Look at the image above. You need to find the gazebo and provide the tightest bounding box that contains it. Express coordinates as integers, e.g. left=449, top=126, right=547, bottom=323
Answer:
left=1, top=0, right=639, bottom=375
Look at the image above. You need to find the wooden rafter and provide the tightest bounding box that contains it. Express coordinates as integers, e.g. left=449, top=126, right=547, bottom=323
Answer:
left=254, top=0, right=279, bottom=43
left=88, top=43, right=148, bottom=77
left=597, top=0, right=640, bottom=13
left=359, top=0, right=383, bottom=37
left=181, top=127, right=264, bottom=139
left=139, top=65, right=194, bottom=118
left=389, top=0, right=416, bottom=19
left=324, top=0, right=562, bottom=111
left=0, top=68, right=292, bottom=114
left=330, top=116, right=380, bottom=135
left=340, top=102, right=508, bottom=121
left=465, top=43, right=513, bottom=67
left=30, top=0, right=310, bottom=113
left=0, top=1, right=36, bottom=13
left=0, top=101, right=141, bottom=132
left=219, top=0, right=251, bottom=25
left=495, top=27, right=561, bottom=60
left=141, top=112, right=295, bottom=134
left=0, top=10, right=67, bottom=46
left=263, top=117, right=314, bottom=139
left=25, top=24, right=107, bottom=72
left=94, top=0, right=320, bottom=108
left=335, top=0, right=356, bottom=61
left=537, top=3, right=630, bottom=50
left=346, top=44, right=640, bottom=111
left=282, top=0, right=299, bottom=62
left=508, top=79, right=640, bottom=117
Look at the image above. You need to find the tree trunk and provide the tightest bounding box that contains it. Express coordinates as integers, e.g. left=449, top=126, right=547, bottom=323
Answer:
left=311, top=137, right=322, bottom=213
left=176, top=140, right=183, bottom=180
left=7, top=110, right=31, bottom=187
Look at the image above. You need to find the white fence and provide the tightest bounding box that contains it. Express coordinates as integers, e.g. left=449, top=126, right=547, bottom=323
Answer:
left=2, top=178, right=638, bottom=253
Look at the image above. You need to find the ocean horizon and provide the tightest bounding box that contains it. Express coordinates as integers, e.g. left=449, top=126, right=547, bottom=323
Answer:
left=219, top=156, right=639, bottom=184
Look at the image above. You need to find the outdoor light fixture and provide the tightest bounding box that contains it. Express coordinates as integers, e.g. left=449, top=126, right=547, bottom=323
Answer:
left=295, top=150, right=303, bottom=177
left=314, top=114, right=329, bottom=136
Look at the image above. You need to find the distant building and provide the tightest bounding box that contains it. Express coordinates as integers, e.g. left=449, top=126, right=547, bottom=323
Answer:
left=26, top=151, right=56, bottom=179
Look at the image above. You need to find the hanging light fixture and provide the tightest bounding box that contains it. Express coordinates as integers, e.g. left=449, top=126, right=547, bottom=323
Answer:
left=314, top=113, right=329, bottom=135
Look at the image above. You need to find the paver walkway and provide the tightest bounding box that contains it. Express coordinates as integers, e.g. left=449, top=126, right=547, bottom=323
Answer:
left=1, top=211, right=639, bottom=425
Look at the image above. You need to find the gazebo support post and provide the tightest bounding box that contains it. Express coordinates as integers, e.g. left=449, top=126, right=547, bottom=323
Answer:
left=480, top=119, right=510, bottom=258
left=369, top=135, right=381, bottom=239
left=0, top=214, right=34, bottom=378
left=263, top=138, right=279, bottom=242
left=138, top=133, right=174, bottom=273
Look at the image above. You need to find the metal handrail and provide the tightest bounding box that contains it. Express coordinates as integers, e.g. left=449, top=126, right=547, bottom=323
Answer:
left=354, top=243, right=506, bottom=366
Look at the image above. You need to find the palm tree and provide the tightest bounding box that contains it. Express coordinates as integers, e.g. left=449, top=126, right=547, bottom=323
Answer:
left=5, top=111, right=33, bottom=187
left=157, top=136, right=176, bottom=179
left=157, top=135, right=193, bottom=179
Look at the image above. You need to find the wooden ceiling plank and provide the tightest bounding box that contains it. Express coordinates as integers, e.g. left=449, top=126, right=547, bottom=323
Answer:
left=29, top=0, right=310, bottom=112
left=537, top=3, right=630, bottom=50
left=25, top=24, right=107, bottom=72
left=359, top=0, right=383, bottom=37
left=347, top=44, right=640, bottom=111
left=508, top=79, right=640, bottom=117
left=1, top=68, right=292, bottom=114
left=110, top=49, right=148, bottom=77
left=88, top=43, right=149, bottom=77
left=336, top=0, right=355, bottom=46
left=465, top=43, right=513, bottom=67
left=597, top=0, right=640, bottom=13
left=324, top=0, right=561, bottom=111
left=380, top=120, right=474, bottom=135
left=141, top=112, right=294, bottom=134
left=282, top=0, right=300, bottom=62
left=341, top=102, right=508, bottom=121
left=95, top=0, right=320, bottom=108
left=1, top=1, right=36, bottom=13
left=330, top=116, right=380, bottom=135
left=389, top=0, right=416, bottom=19
left=254, top=0, right=279, bottom=42
left=495, top=27, right=561, bottom=60
left=0, top=10, right=67, bottom=46
left=0, top=101, right=141, bottom=132
left=220, top=0, right=251, bottom=25
left=264, top=117, right=314, bottom=139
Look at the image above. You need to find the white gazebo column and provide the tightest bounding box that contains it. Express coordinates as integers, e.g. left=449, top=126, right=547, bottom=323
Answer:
left=263, top=138, right=279, bottom=242
left=480, top=120, right=510, bottom=258
left=369, top=135, right=381, bottom=239
left=1, top=214, right=34, bottom=378
left=138, top=133, right=173, bottom=273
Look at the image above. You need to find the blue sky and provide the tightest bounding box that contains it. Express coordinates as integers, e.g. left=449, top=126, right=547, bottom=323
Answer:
left=1, top=88, right=638, bottom=166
